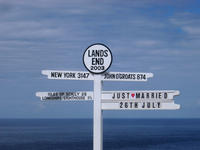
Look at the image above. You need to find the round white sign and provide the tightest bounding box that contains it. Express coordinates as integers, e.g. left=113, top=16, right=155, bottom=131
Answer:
left=83, top=43, right=113, bottom=74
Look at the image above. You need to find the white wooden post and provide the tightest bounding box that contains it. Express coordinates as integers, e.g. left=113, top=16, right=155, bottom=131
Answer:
left=93, top=74, right=103, bottom=150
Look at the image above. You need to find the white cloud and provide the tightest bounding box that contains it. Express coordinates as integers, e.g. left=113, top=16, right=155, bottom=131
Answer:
left=135, top=40, right=161, bottom=47
left=170, top=12, right=200, bottom=36
left=0, top=0, right=199, bottom=77
left=197, top=100, right=200, bottom=105
left=182, top=26, right=200, bottom=35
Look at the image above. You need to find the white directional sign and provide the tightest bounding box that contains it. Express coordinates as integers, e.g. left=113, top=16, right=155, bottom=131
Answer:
left=102, top=72, right=153, bottom=81
left=101, top=90, right=179, bottom=102
left=102, top=101, right=180, bottom=110
left=41, top=70, right=153, bottom=82
left=36, top=90, right=179, bottom=103
left=41, top=70, right=94, bottom=80
left=36, top=91, right=93, bottom=101
left=36, top=91, right=180, bottom=110
left=83, top=43, right=112, bottom=74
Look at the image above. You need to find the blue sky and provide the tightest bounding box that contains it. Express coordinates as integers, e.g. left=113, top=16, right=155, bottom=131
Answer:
left=0, top=0, right=200, bottom=118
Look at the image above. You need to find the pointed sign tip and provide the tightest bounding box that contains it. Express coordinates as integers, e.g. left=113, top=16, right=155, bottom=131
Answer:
left=41, top=70, right=47, bottom=75
left=175, top=90, right=180, bottom=96
left=176, top=104, right=181, bottom=109
left=149, top=73, right=154, bottom=78
left=35, top=92, right=40, bottom=97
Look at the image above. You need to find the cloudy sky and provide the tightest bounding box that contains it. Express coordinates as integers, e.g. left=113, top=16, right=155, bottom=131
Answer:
left=1, top=0, right=200, bottom=118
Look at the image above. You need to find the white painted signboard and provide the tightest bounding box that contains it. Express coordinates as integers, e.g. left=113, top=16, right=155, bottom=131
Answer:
left=102, top=101, right=180, bottom=110
left=101, top=90, right=179, bottom=102
left=36, top=91, right=93, bottom=101
left=102, top=72, right=153, bottom=81
left=42, top=70, right=94, bottom=80
left=36, top=90, right=179, bottom=102
left=36, top=90, right=180, bottom=110
left=41, top=70, right=153, bottom=82
left=83, top=43, right=113, bottom=74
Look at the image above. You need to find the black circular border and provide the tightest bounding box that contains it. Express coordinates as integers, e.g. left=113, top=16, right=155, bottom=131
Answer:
left=83, top=43, right=113, bottom=74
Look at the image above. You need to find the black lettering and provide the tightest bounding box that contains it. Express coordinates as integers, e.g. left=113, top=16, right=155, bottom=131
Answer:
left=59, top=92, right=65, bottom=96
left=58, top=72, right=62, bottom=77
left=51, top=72, right=56, bottom=77
left=155, top=93, right=158, bottom=98
left=72, top=73, right=75, bottom=78
left=151, top=93, right=154, bottom=98
left=141, top=93, right=144, bottom=98
left=147, top=102, right=151, bottom=108
left=86, top=73, right=89, bottom=78
left=89, top=50, right=109, bottom=57
left=137, top=74, right=140, bottom=79
left=91, top=58, right=104, bottom=65
left=142, top=102, right=145, bottom=108
left=153, top=102, right=156, bottom=108
left=92, top=58, right=96, bottom=65
left=104, top=50, right=108, bottom=57
left=134, top=102, right=138, bottom=108
left=143, top=74, right=146, bottom=79
left=117, top=93, right=120, bottom=99
left=112, top=93, right=115, bottom=99
left=82, top=92, right=86, bottom=96
left=104, top=73, right=115, bottom=79
left=164, top=93, right=168, bottom=99
left=146, top=93, right=149, bottom=98
left=92, top=50, right=98, bottom=57
left=159, top=93, right=161, bottom=99
left=136, top=93, right=140, bottom=98
left=130, top=102, right=133, bottom=108
left=88, top=50, right=92, bottom=57
left=51, top=72, right=62, bottom=78
left=125, top=102, right=128, bottom=108
left=120, top=102, right=123, bottom=108
left=127, top=93, right=130, bottom=99
left=122, top=93, right=125, bottom=99
left=158, top=102, right=161, bottom=108
left=132, top=74, right=136, bottom=79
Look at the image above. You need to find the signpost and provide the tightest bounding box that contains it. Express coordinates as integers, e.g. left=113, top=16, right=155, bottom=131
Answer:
left=36, top=43, right=180, bottom=150
left=83, top=43, right=113, bottom=150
